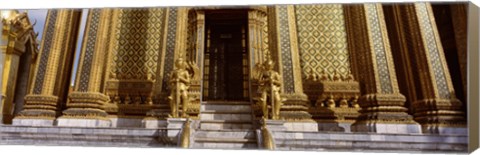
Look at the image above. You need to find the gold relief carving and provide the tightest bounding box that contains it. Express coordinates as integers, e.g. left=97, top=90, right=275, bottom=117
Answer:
left=105, top=80, right=155, bottom=106
left=304, top=72, right=361, bottom=122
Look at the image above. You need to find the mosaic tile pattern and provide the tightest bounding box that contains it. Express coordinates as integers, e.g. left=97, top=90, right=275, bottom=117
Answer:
left=277, top=6, right=295, bottom=93
left=365, top=4, right=393, bottom=93
left=295, top=4, right=351, bottom=78
left=111, top=8, right=165, bottom=80
left=78, top=9, right=101, bottom=91
left=161, top=8, right=178, bottom=92
left=416, top=3, right=450, bottom=99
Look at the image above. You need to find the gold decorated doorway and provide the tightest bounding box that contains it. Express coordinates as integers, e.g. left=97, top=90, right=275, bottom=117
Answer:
left=202, top=10, right=249, bottom=101
left=187, top=7, right=268, bottom=103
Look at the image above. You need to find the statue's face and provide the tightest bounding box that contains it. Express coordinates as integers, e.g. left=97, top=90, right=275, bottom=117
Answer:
left=175, top=58, right=186, bottom=69
left=264, top=61, right=274, bottom=70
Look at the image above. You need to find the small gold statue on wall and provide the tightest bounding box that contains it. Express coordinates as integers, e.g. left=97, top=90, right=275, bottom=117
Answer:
left=168, top=58, right=199, bottom=118
left=257, top=59, right=285, bottom=120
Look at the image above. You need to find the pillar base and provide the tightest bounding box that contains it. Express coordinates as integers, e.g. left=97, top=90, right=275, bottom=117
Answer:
left=55, top=117, right=111, bottom=127
left=280, top=93, right=313, bottom=121
left=353, top=93, right=421, bottom=134
left=352, top=122, right=422, bottom=134
left=12, top=117, right=55, bottom=126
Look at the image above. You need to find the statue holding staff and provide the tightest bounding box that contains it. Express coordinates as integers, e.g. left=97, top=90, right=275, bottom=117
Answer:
left=257, top=59, right=284, bottom=120
left=168, top=58, right=192, bottom=118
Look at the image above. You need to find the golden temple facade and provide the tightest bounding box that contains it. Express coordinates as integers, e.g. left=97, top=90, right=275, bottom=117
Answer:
left=0, top=2, right=470, bottom=151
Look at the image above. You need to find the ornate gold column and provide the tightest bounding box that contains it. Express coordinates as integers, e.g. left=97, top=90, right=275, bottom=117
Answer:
left=248, top=7, right=269, bottom=108
left=56, top=9, right=111, bottom=127
left=0, top=11, right=5, bottom=123
left=247, top=7, right=269, bottom=66
left=12, top=10, right=80, bottom=126
left=267, top=5, right=315, bottom=130
left=344, top=4, right=421, bottom=133
left=386, top=3, right=466, bottom=134
left=449, top=4, right=467, bottom=102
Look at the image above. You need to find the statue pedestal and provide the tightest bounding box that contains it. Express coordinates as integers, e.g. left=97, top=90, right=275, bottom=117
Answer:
left=166, top=118, right=187, bottom=143
left=262, top=119, right=287, bottom=131
left=142, top=117, right=168, bottom=129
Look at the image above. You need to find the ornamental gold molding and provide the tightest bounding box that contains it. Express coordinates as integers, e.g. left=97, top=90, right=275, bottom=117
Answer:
left=0, top=10, right=40, bottom=123
left=304, top=77, right=361, bottom=123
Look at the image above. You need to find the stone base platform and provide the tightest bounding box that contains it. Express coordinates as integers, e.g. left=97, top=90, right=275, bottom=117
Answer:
left=0, top=125, right=173, bottom=147
left=12, top=118, right=55, bottom=127
left=0, top=125, right=467, bottom=153
left=272, top=131, right=467, bottom=152
left=56, top=118, right=111, bottom=127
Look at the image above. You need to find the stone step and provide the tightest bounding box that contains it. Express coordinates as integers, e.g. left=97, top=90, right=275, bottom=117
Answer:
left=200, top=120, right=254, bottom=130
left=202, top=101, right=251, bottom=105
left=195, top=130, right=256, bottom=139
left=193, top=136, right=258, bottom=149
left=201, top=110, right=252, bottom=114
left=195, top=137, right=257, bottom=143
left=199, top=113, right=253, bottom=121
left=200, top=104, right=252, bottom=112
left=193, top=141, right=258, bottom=149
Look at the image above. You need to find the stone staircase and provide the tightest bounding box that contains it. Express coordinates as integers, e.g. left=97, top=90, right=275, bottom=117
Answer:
left=193, top=101, right=259, bottom=149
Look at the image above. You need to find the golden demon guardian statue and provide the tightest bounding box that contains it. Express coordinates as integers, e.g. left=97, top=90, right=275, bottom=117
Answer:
left=168, top=58, right=198, bottom=118
left=257, top=59, right=285, bottom=120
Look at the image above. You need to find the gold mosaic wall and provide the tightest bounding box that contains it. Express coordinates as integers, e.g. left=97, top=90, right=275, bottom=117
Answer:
left=294, top=4, right=351, bottom=78
left=110, top=8, right=166, bottom=80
